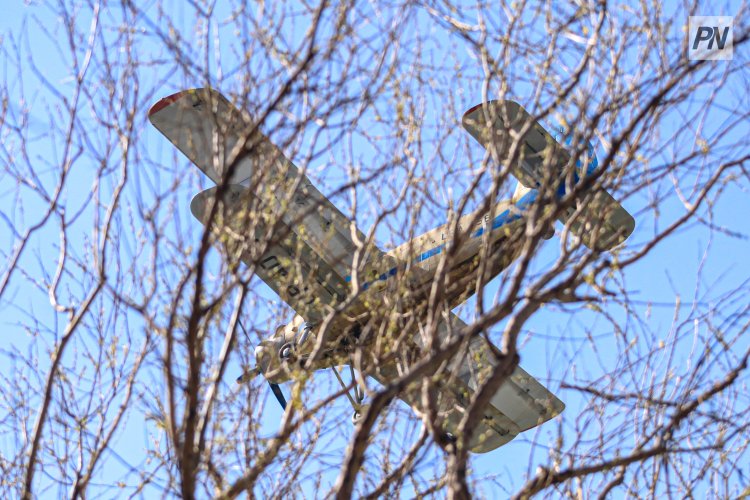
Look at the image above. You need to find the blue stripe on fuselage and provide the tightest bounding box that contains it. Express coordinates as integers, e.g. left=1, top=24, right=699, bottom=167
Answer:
left=472, top=189, right=537, bottom=238
left=348, top=189, right=538, bottom=289
left=347, top=131, right=601, bottom=289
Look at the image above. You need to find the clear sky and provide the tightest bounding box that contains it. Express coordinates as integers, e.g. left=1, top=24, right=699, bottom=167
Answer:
left=1, top=0, right=748, bottom=497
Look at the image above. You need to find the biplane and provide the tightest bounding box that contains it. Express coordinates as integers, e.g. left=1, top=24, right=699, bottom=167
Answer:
left=148, top=89, right=634, bottom=453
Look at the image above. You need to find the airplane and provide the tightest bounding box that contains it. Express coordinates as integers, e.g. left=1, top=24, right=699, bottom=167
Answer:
left=148, top=88, right=635, bottom=453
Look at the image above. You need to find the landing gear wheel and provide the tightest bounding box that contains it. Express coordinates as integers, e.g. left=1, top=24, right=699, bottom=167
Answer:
left=279, top=342, right=294, bottom=360
left=351, top=404, right=369, bottom=425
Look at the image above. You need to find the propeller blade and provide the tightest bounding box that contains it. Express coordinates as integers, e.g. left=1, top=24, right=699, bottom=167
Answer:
left=269, top=382, right=287, bottom=410
left=236, top=367, right=261, bottom=384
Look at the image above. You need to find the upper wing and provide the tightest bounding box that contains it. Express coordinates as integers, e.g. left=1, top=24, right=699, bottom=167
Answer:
left=462, top=100, right=635, bottom=250
left=149, top=88, right=372, bottom=280
left=190, top=185, right=348, bottom=322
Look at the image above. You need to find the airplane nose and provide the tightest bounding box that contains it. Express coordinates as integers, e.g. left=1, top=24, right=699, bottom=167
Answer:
left=254, top=342, right=274, bottom=375
left=254, top=340, right=291, bottom=383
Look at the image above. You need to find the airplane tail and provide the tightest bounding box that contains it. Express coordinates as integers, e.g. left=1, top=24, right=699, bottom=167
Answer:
left=462, top=101, right=635, bottom=250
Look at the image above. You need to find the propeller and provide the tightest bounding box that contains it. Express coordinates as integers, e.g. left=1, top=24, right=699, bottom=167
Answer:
left=268, top=382, right=287, bottom=410
left=236, top=367, right=287, bottom=411
left=235, top=321, right=306, bottom=413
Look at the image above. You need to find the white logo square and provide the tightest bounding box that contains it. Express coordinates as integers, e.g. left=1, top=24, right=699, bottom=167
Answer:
left=689, top=16, right=733, bottom=60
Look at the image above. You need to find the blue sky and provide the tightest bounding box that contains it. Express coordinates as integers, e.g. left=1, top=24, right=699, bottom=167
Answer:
left=1, top=0, right=749, bottom=497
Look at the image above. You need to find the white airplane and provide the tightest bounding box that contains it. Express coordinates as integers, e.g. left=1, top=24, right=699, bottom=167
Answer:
left=149, top=89, right=634, bottom=453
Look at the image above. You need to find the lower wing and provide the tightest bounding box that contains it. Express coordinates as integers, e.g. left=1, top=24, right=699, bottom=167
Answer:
left=191, top=185, right=348, bottom=322
left=371, top=313, right=564, bottom=453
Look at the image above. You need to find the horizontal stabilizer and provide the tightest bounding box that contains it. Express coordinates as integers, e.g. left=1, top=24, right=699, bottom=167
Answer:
left=462, top=100, right=634, bottom=250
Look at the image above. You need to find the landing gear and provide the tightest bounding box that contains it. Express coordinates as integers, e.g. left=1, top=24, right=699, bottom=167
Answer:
left=332, top=365, right=367, bottom=426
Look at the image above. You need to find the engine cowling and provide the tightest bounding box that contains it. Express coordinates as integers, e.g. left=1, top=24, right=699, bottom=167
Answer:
left=254, top=315, right=314, bottom=383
